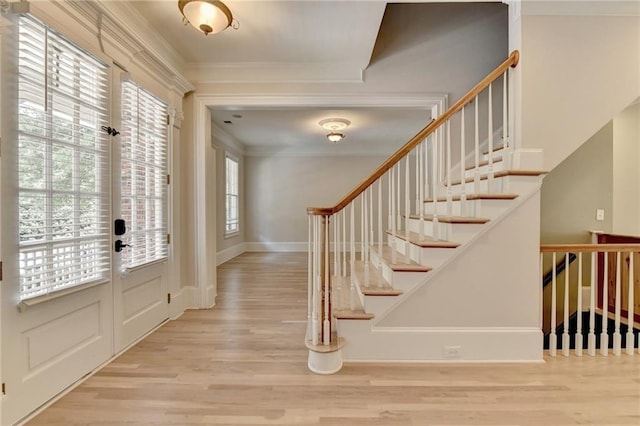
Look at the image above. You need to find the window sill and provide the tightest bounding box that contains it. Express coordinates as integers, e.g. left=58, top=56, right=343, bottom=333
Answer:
left=18, top=278, right=110, bottom=312
left=224, top=231, right=240, bottom=240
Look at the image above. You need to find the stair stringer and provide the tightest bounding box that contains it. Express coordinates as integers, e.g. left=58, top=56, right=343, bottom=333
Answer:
left=339, top=182, right=544, bottom=362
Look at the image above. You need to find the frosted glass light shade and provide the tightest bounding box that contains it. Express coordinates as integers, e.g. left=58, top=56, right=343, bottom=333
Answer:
left=179, top=0, right=233, bottom=35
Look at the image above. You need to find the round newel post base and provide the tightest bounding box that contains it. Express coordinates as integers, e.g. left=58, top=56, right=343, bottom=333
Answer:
left=305, top=337, right=345, bottom=375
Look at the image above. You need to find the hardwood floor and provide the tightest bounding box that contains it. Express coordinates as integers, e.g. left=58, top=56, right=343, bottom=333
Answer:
left=28, top=252, right=640, bottom=425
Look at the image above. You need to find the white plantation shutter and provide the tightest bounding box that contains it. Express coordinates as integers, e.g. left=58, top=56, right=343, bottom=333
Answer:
left=120, top=81, right=168, bottom=269
left=17, top=15, right=111, bottom=300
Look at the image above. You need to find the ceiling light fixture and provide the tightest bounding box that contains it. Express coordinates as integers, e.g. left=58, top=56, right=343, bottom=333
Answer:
left=178, top=0, right=236, bottom=36
left=319, top=118, right=351, bottom=144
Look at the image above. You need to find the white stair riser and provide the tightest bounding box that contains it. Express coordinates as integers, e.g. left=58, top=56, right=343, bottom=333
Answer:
left=406, top=218, right=485, bottom=244
left=389, top=236, right=456, bottom=268
left=462, top=160, right=505, bottom=180
left=453, top=175, right=542, bottom=196
left=369, top=250, right=427, bottom=289
left=423, top=198, right=513, bottom=219
left=362, top=295, right=400, bottom=316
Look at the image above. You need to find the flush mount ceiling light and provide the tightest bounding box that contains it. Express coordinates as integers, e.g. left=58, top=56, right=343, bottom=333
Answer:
left=178, top=0, right=236, bottom=36
left=319, top=118, right=351, bottom=144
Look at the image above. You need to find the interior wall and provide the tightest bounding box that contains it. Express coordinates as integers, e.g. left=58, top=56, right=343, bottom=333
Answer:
left=612, top=102, right=640, bottom=236
left=520, top=14, right=640, bottom=171
left=245, top=155, right=386, bottom=246
left=540, top=122, right=613, bottom=244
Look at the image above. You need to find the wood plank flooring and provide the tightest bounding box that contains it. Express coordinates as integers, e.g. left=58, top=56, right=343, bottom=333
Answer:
left=28, top=252, right=640, bottom=425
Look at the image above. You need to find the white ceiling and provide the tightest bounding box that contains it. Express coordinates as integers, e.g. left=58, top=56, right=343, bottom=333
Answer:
left=124, top=1, right=508, bottom=155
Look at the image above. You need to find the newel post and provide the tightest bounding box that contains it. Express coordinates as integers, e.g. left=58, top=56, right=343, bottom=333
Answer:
left=306, top=208, right=343, bottom=374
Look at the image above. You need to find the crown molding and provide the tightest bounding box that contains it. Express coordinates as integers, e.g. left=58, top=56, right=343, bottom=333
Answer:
left=519, top=0, right=640, bottom=17
left=185, top=61, right=365, bottom=84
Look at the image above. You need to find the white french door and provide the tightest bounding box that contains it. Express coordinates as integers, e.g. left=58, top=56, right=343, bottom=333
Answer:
left=111, top=77, right=170, bottom=352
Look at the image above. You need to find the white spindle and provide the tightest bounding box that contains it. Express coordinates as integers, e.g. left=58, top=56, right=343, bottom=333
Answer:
left=342, top=210, right=347, bottom=278
left=334, top=211, right=341, bottom=303
left=502, top=70, right=508, bottom=148
left=562, top=253, right=570, bottom=356
left=350, top=204, right=356, bottom=311
left=419, top=141, right=425, bottom=242
left=626, top=252, right=635, bottom=355
left=312, top=215, right=319, bottom=345
left=588, top=251, right=597, bottom=356
left=397, top=162, right=402, bottom=234
left=390, top=168, right=397, bottom=264
left=601, top=252, right=609, bottom=356
left=404, top=157, right=411, bottom=263
left=474, top=95, right=480, bottom=193
left=613, top=251, right=622, bottom=355
left=487, top=83, right=495, bottom=193
left=446, top=120, right=452, bottom=217
left=550, top=252, right=557, bottom=356
left=415, top=144, right=420, bottom=214
left=576, top=253, right=583, bottom=356
left=377, top=180, right=383, bottom=287
left=323, top=216, right=330, bottom=345
left=460, top=107, right=467, bottom=216
left=432, top=131, right=440, bottom=239
left=369, top=185, right=374, bottom=255
left=307, top=215, right=312, bottom=339
left=424, top=136, right=429, bottom=209
left=361, top=194, right=365, bottom=263
left=364, top=191, right=370, bottom=287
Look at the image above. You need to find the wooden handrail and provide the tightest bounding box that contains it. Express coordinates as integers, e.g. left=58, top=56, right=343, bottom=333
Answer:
left=540, top=244, right=640, bottom=253
left=307, top=50, right=520, bottom=216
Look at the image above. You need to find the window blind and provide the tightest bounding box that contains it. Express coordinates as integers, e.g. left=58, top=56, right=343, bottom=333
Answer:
left=120, top=81, right=168, bottom=269
left=17, top=15, right=111, bottom=300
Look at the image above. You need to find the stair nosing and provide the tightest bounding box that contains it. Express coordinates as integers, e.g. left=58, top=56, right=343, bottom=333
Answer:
left=448, top=169, right=546, bottom=186
left=406, top=214, right=490, bottom=224
left=424, top=193, right=519, bottom=203
left=386, top=230, right=460, bottom=248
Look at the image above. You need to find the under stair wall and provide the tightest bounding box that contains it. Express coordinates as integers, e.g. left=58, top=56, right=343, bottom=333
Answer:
left=340, top=183, right=543, bottom=362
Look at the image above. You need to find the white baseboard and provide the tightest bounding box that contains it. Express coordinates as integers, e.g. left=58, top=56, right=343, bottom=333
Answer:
left=217, top=243, right=247, bottom=265
left=245, top=241, right=307, bottom=252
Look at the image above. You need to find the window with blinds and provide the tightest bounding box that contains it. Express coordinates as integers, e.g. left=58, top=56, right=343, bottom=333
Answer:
left=120, top=81, right=169, bottom=269
left=17, top=15, right=111, bottom=300
left=225, top=155, right=239, bottom=235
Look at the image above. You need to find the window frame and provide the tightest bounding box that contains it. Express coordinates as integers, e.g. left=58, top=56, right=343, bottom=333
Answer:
left=224, top=152, right=240, bottom=237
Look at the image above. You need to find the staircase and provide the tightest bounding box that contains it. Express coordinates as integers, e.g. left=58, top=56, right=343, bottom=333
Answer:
left=305, top=51, right=548, bottom=373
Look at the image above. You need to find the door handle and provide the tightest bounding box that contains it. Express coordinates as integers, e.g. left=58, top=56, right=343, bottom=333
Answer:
left=115, top=240, right=132, bottom=253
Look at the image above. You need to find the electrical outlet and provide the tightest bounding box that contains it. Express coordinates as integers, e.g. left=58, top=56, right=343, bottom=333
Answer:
left=444, top=345, right=462, bottom=359
left=596, top=209, right=605, bottom=222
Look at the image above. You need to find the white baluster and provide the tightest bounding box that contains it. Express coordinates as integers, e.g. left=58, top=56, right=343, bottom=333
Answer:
left=415, top=144, right=420, bottom=215
left=361, top=194, right=365, bottom=263
left=601, top=251, right=609, bottom=356
left=419, top=141, right=425, bottom=242
left=588, top=251, right=597, bottom=356
left=342, top=210, right=347, bottom=278
left=626, top=252, right=635, bottom=355
left=487, top=83, right=495, bottom=193
left=576, top=253, right=583, bottom=356
left=334, top=210, right=341, bottom=304
left=460, top=107, right=467, bottom=216
left=562, top=253, right=570, bottom=356
left=364, top=191, right=370, bottom=287
left=405, top=156, right=411, bottom=264
left=312, top=215, right=319, bottom=345
left=550, top=252, right=557, bottom=356
left=424, top=136, right=430, bottom=210
left=350, top=204, right=356, bottom=311
left=474, top=95, right=480, bottom=193
left=307, top=215, right=312, bottom=339
left=390, top=167, right=397, bottom=264
left=502, top=70, right=510, bottom=169
left=369, top=185, right=374, bottom=258
left=323, top=216, right=330, bottom=345
left=377, top=180, right=383, bottom=287
left=446, top=120, right=452, bottom=217
left=432, top=131, right=440, bottom=239
left=397, top=162, right=402, bottom=234
left=613, top=251, right=622, bottom=355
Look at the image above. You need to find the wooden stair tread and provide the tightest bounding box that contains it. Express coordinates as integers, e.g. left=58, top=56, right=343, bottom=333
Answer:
left=465, top=156, right=503, bottom=171
left=352, top=261, right=401, bottom=296
left=449, top=169, right=546, bottom=187
left=370, top=245, right=433, bottom=272
left=333, top=309, right=374, bottom=320
left=407, top=213, right=490, bottom=224
left=481, top=143, right=505, bottom=156
left=424, top=193, right=519, bottom=203
left=386, top=230, right=460, bottom=248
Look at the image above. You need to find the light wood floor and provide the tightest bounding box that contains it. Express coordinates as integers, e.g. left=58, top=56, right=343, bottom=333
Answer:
left=29, top=252, right=640, bottom=425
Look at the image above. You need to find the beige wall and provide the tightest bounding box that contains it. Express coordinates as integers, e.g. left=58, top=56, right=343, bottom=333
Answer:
left=520, top=15, right=640, bottom=171
left=245, top=155, right=386, bottom=244
left=540, top=122, right=613, bottom=244
left=612, top=102, right=640, bottom=236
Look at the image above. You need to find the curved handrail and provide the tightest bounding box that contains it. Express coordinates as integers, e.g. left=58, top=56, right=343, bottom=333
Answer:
left=308, top=50, right=520, bottom=216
